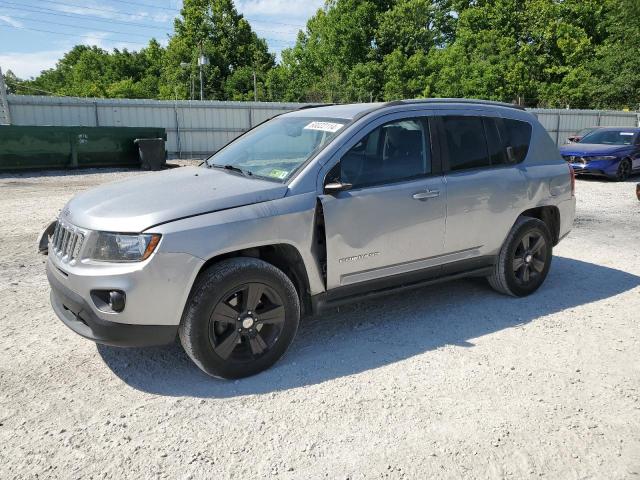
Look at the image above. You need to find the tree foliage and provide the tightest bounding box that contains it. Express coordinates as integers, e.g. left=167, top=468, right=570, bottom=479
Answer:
left=3, top=0, right=639, bottom=109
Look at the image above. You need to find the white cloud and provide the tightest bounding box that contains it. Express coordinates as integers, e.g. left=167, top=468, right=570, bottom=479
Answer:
left=78, top=32, right=146, bottom=51
left=79, top=31, right=110, bottom=49
left=0, top=50, right=64, bottom=78
left=133, top=11, right=176, bottom=23
left=52, top=2, right=174, bottom=24
left=0, top=15, right=23, bottom=28
left=236, top=0, right=324, bottom=21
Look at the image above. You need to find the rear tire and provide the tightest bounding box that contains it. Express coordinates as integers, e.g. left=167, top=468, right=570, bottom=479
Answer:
left=179, top=258, right=300, bottom=379
left=488, top=217, right=553, bottom=297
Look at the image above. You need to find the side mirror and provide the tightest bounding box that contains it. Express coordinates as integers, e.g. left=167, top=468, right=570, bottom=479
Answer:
left=324, top=181, right=353, bottom=194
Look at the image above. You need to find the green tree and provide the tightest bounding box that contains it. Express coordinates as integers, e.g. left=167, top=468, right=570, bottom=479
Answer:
left=587, top=0, right=640, bottom=109
left=161, top=0, right=274, bottom=100
left=10, top=40, right=166, bottom=99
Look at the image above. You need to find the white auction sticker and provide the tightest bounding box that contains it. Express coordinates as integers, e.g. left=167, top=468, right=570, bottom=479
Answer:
left=304, top=121, right=344, bottom=133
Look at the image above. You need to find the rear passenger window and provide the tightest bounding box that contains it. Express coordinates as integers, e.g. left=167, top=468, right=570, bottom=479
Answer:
left=483, top=118, right=507, bottom=165
left=498, top=118, right=532, bottom=164
left=442, top=116, right=491, bottom=171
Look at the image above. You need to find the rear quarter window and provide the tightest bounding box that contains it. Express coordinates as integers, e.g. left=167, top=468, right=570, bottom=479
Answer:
left=498, top=118, right=532, bottom=164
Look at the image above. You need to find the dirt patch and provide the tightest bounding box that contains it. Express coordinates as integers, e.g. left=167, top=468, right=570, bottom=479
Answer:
left=0, top=168, right=639, bottom=479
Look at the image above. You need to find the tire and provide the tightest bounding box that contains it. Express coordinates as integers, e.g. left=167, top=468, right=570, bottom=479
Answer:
left=179, top=258, right=300, bottom=379
left=615, top=159, right=632, bottom=181
left=487, top=216, right=553, bottom=297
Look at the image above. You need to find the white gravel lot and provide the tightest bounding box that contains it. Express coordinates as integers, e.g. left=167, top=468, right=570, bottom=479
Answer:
left=0, top=165, right=639, bottom=480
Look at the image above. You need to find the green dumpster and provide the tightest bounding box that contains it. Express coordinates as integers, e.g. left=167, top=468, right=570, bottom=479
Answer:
left=0, top=125, right=167, bottom=170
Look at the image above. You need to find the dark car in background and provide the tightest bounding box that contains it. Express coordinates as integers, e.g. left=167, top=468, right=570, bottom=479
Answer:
left=559, top=127, right=640, bottom=181
left=565, top=127, right=600, bottom=144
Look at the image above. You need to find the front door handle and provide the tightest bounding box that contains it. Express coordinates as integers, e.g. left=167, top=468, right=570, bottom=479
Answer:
left=412, top=190, right=440, bottom=200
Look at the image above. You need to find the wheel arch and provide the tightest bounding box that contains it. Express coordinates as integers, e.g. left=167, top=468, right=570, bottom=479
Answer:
left=192, top=243, right=313, bottom=317
left=519, top=205, right=560, bottom=245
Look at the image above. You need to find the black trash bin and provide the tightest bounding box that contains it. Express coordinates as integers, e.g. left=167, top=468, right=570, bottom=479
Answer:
left=134, top=138, right=166, bottom=171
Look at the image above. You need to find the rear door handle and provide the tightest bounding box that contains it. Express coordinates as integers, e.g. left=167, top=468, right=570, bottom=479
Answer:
left=412, top=190, right=440, bottom=200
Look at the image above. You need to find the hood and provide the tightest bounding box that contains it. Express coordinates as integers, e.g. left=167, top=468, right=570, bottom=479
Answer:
left=559, top=143, right=631, bottom=156
left=62, top=166, right=288, bottom=232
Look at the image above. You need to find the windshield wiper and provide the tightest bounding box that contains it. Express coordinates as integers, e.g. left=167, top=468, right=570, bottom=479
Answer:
left=210, top=164, right=253, bottom=177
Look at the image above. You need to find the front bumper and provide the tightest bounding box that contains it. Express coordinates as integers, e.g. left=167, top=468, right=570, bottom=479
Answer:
left=48, top=264, right=177, bottom=347
left=568, top=159, right=619, bottom=178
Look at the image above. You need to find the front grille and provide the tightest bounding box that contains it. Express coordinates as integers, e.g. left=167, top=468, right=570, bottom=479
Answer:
left=51, top=221, right=84, bottom=262
left=563, top=155, right=587, bottom=165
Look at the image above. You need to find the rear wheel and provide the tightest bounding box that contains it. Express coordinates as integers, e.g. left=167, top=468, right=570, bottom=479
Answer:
left=488, top=217, right=553, bottom=297
left=615, top=158, right=632, bottom=181
left=179, top=258, right=300, bottom=379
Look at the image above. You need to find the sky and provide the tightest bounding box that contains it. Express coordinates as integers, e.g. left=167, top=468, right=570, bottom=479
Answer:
left=0, top=0, right=325, bottom=79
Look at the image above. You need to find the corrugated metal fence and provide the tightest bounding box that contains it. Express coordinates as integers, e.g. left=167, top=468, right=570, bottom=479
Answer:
left=6, top=95, right=309, bottom=158
left=529, top=108, right=640, bottom=145
left=6, top=95, right=640, bottom=158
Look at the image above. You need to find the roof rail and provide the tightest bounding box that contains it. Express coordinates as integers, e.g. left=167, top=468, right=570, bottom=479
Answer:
left=387, top=98, right=526, bottom=111
left=297, top=103, right=336, bottom=110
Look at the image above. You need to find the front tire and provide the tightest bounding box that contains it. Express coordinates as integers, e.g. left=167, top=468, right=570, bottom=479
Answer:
left=488, top=216, right=553, bottom=297
left=615, top=159, right=632, bottom=181
left=179, top=258, right=300, bottom=379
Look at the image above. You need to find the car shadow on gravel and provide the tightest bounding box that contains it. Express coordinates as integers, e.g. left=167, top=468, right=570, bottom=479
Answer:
left=97, top=256, right=640, bottom=398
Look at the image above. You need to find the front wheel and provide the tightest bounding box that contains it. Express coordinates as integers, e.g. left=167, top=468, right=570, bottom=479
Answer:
left=488, top=217, right=553, bottom=297
left=179, top=258, right=300, bottom=379
left=615, top=159, right=632, bottom=181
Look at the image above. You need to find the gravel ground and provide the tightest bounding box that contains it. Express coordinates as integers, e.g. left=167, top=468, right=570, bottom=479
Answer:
left=0, top=165, right=639, bottom=479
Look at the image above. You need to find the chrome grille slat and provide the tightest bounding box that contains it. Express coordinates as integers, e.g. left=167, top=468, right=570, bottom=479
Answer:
left=51, top=223, right=58, bottom=249
left=66, top=235, right=76, bottom=256
left=51, top=221, right=85, bottom=262
left=61, top=229, right=69, bottom=254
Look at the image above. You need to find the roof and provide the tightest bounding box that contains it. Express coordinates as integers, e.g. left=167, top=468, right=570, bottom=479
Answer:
left=586, top=126, right=640, bottom=131
left=283, top=98, right=526, bottom=120
left=284, top=103, right=385, bottom=120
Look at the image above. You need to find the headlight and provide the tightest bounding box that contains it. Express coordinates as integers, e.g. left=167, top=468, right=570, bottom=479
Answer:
left=588, top=155, right=617, bottom=161
left=90, top=233, right=161, bottom=262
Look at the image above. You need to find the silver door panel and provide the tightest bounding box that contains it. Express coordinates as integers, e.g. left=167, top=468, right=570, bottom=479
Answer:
left=444, top=166, right=528, bottom=255
left=320, top=175, right=446, bottom=289
left=317, top=110, right=446, bottom=290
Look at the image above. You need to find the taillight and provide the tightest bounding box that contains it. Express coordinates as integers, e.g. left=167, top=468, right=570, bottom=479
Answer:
left=569, top=164, right=575, bottom=196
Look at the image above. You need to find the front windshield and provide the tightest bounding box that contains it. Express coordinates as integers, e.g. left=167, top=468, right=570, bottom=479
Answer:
left=576, top=128, right=595, bottom=137
left=579, top=129, right=637, bottom=145
left=206, top=116, right=348, bottom=181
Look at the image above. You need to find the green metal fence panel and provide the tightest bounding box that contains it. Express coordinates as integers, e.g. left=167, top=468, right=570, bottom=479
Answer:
left=0, top=125, right=166, bottom=170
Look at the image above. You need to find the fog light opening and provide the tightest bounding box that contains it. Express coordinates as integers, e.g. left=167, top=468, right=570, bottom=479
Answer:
left=109, top=291, right=126, bottom=313
left=91, top=289, right=126, bottom=313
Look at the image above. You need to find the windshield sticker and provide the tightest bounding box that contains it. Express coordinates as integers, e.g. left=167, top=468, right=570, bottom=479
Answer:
left=304, top=121, right=343, bottom=133
left=268, top=168, right=289, bottom=180
left=620, top=132, right=634, bottom=136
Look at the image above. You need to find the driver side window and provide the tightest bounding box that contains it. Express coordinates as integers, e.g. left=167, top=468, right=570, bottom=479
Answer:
left=337, top=118, right=431, bottom=189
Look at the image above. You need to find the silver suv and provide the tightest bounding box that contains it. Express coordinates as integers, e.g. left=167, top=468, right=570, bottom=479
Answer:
left=46, top=99, right=576, bottom=379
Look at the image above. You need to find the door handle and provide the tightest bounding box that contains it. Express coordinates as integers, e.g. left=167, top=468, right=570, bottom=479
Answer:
left=412, top=190, right=440, bottom=200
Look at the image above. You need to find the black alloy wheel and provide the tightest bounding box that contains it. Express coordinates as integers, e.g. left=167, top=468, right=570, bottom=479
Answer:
left=209, top=282, right=286, bottom=361
left=487, top=216, right=553, bottom=297
left=179, top=257, right=300, bottom=379
left=512, top=231, right=547, bottom=285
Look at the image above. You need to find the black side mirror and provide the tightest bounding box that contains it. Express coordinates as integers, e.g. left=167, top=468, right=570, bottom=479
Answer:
left=324, top=181, right=353, bottom=194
